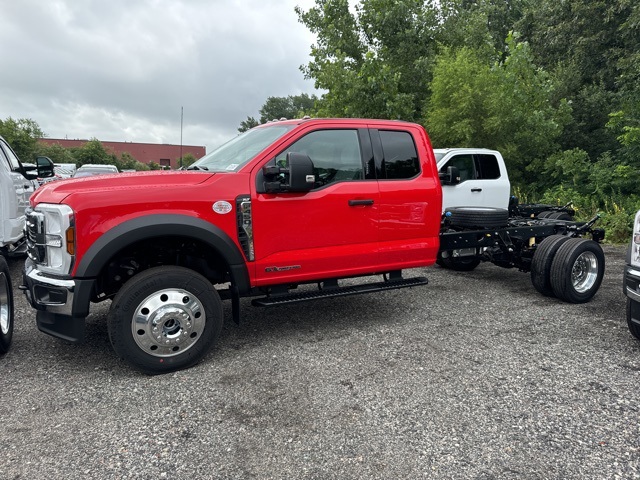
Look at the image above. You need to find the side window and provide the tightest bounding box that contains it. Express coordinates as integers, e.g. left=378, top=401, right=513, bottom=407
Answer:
left=379, top=130, right=420, bottom=179
left=475, top=154, right=501, bottom=179
left=0, top=140, right=21, bottom=171
left=439, top=154, right=474, bottom=183
left=276, top=129, right=363, bottom=188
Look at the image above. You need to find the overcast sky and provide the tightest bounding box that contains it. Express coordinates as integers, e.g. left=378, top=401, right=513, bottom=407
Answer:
left=0, top=0, right=319, bottom=151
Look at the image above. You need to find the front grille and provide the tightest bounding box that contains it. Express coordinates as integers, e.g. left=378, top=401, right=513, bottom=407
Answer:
left=25, top=208, right=46, bottom=263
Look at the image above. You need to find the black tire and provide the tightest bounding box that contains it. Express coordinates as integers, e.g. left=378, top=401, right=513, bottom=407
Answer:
left=550, top=238, right=605, bottom=303
left=530, top=235, right=571, bottom=297
left=0, top=256, right=14, bottom=354
left=445, top=207, right=509, bottom=229
left=537, top=211, right=553, bottom=219
left=107, top=266, right=223, bottom=374
left=627, top=298, right=640, bottom=341
left=547, top=211, right=573, bottom=221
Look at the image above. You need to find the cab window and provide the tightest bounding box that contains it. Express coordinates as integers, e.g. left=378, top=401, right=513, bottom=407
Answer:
left=275, top=129, right=363, bottom=189
left=379, top=130, right=420, bottom=179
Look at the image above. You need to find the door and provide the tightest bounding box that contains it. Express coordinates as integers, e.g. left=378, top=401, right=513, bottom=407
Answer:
left=251, top=127, right=380, bottom=286
left=439, top=152, right=509, bottom=211
left=0, top=138, right=35, bottom=246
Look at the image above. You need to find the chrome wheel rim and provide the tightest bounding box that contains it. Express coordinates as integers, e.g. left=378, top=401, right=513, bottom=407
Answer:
left=132, top=288, right=206, bottom=358
left=0, top=272, right=9, bottom=335
left=572, top=251, right=598, bottom=293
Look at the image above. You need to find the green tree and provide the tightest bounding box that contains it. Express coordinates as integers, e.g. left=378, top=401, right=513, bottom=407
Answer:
left=0, top=117, right=45, bottom=162
left=296, top=0, right=439, bottom=120
left=71, top=139, right=116, bottom=167
left=35, top=143, right=77, bottom=165
left=178, top=153, right=197, bottom=168
left=259, top=93, right=317, bottom=122
left=425, top=35, right=570, bottom=187
left=238, top=116, right=259, bottom=133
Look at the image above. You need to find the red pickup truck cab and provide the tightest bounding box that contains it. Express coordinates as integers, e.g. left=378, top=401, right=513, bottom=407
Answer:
left=22, top=118, right=442, bottom=373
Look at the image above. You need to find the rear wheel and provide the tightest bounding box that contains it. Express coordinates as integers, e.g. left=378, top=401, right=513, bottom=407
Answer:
left=550, top=238, right=605, bottom=303
left=530, top=235, right=571, bottom=297
left=627, top=298, right=640, bottom=341
left=0, top=256, right=14, bottom=354
left=108, top=266, right=223, bottom=374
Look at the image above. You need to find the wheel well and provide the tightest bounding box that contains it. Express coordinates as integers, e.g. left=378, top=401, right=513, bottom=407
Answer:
left=93, top=235, right=232, bottom=301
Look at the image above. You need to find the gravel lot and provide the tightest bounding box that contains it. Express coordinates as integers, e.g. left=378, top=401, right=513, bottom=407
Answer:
left=1, top=244, right=638, bottom=479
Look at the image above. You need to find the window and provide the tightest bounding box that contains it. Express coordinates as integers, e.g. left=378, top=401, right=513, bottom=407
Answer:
left=276, top=129, right=363, bottom=188
left=476, top=154, right=500, bottom=179
left=439, top=154, right=474, bottom=183
left=0, top=139, right=21, bottom=171
left=379, top=130, right=420, bottom=179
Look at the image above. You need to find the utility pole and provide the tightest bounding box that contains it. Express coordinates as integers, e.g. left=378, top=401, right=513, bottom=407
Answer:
left=180, top=106, right=183, bottom=169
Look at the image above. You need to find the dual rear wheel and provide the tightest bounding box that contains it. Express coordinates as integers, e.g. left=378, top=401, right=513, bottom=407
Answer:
left=531, top=236, right=604, bottom=303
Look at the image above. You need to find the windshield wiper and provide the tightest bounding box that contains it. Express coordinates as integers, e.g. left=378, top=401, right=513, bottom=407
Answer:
left=186, top=164, right=209, bottom=171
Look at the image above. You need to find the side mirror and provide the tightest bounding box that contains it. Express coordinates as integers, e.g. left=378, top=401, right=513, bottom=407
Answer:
left=262, top=152, right=315, bottom=193
left=439, top=165, right=460, bottom=185
left=36, top=156, right=55, bottom=178
left=286, top=152, right=315, bottom=192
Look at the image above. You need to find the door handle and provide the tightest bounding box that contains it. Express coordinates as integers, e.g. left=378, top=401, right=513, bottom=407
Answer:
left=349, top=199, right=374, bottom=206
left=471, top=188, right=482, bottom=192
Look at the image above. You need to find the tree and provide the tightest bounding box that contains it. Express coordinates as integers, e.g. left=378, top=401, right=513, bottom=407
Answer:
left=296, top=0, right=439, bottom=121
left=238, top=116, right=259, bottom=133
left=35, top=143, right=77, bottom=165
left=425, top=35, right=571, bottom=187
left=0, top=117, right=45, bottom=162
left=72, top=139, right=117, bottom=167
left=178, top=153, right=197, bottom=168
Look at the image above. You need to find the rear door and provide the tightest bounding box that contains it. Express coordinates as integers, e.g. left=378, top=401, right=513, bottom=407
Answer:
left=0, top=138, right=34, bottom=245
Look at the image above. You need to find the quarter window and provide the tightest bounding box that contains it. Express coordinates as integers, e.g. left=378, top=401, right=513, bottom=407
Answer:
left=379, top=130, right=420, bottom=179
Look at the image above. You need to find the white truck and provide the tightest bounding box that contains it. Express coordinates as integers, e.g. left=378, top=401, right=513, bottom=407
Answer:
left=0, top=135, right=54, bottom=256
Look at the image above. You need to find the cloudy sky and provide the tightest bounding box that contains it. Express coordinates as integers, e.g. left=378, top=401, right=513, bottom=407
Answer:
left=0, top=0, right=320, bottom=151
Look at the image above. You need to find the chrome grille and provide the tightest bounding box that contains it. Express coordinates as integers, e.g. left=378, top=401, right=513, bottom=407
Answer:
left=25, top=208, right=46, bottom=263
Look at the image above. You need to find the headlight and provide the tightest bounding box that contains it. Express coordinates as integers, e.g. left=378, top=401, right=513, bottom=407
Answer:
left=27, top=204, right=75, bottom=274
left=631, top=210, right=640, bottom=268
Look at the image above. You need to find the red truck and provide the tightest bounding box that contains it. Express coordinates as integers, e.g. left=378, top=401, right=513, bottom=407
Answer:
left=21, top=118, right=605, bottom=374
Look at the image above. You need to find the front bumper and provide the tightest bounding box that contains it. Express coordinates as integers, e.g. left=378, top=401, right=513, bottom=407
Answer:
left=623, top=264, right=640, bottom=303
left=22, top=258, right=95, bottom=342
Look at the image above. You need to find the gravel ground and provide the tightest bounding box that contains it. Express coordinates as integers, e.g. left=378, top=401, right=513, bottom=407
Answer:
left=1, top=244, right=638, bottom=480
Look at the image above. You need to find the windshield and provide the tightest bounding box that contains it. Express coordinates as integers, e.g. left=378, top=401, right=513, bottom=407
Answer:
left=190, top=124, right=295, bottom=172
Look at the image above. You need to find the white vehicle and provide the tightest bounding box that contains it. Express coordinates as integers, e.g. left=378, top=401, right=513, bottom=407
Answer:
left=0, top=135, right=54, bottom=256
left=435, top=148, right=511, bottom=211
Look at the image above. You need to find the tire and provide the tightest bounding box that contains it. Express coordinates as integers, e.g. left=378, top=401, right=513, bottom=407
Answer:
left=0, top=256, right=14, bottom=354
left=530, top=235, right=571, bottom=297
left=445, top=207, right=509, bottom=229
left=107, top=266, right=223, bottom=374
left=547, top=211, right=573, bottom=221
left=627, top=298, right=640, bottom=341
left=537, top=211, right=553, bottom=219
left=550, top=238, right=605, bottom=303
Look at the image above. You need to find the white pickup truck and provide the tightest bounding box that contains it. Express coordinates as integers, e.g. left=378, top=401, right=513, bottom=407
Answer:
left=435, top=148, right=511, bottom=211
left=0, top=135, right=54, bottom=256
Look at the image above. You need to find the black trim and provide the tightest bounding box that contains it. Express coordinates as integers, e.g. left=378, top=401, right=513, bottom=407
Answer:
left=75, top=214, right=251, bottom=293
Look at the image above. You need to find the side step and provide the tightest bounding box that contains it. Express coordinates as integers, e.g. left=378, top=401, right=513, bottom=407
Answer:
left=251, top=276, right=429, bottom=307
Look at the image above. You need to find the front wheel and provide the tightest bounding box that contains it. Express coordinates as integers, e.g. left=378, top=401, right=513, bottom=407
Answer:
left=108, top=266, right=223, bottom=374
left=550, top=238, right=605, bottom=303
left=0, top=256, right=14, bottom=354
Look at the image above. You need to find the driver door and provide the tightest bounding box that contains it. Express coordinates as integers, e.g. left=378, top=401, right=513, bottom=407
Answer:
left=251, top=127, right=379, bottom=286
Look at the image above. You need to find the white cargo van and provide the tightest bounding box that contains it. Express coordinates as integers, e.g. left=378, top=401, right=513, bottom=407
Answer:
left=0, top=135, right=54, bottom=256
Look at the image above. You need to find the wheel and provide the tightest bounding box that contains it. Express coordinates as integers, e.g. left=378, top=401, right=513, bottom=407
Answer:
left=550, top=238, right=605, bottom=303
left=107, top=266, right=223, bottom=374
left=445, top=207, right=509, bottom=229
left=547, top=211, right=573, bottom=221
left=530, top=235, right=571, bottom=297
left=537, top=210, right=553, bottom=219
left=627, top=298, right=640, bottom=341
left=0, top=256, right=14, bottom=354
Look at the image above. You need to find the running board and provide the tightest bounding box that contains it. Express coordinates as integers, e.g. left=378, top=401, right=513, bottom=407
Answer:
left=251, top=276, right=429, bottom=307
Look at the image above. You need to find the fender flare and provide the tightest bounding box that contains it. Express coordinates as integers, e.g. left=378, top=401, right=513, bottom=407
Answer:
left=74, top=214, right=250, bottom=293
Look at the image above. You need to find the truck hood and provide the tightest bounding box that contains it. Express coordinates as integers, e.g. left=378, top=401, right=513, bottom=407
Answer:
left=31, top=171, right=215, bottom=205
